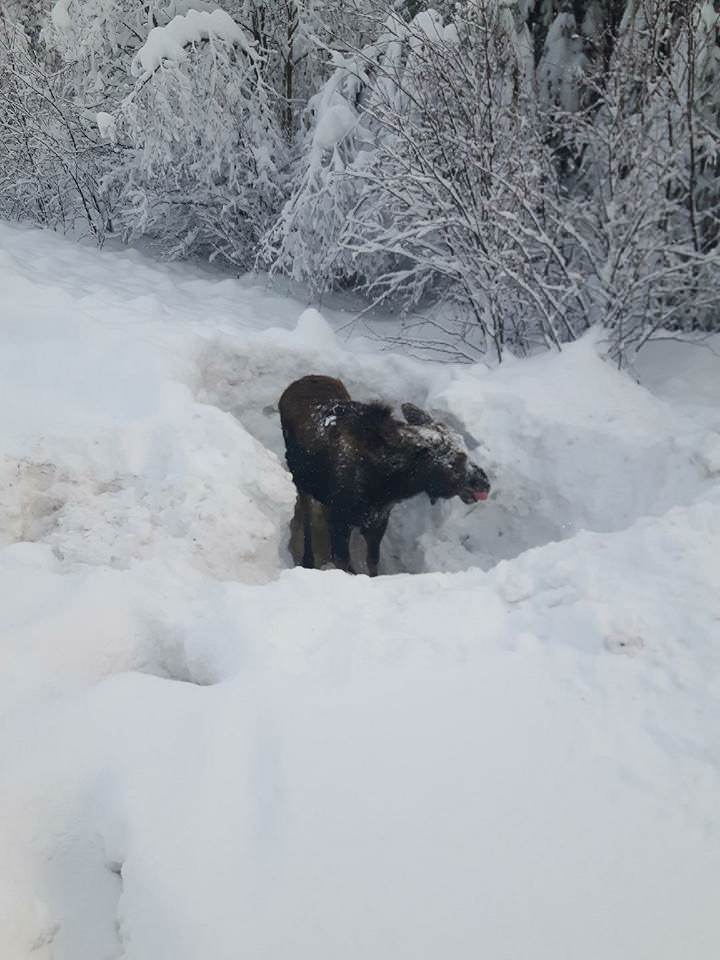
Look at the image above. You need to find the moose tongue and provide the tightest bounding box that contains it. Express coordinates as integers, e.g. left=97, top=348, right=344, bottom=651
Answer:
left=473, top=490, right=489, bottom=501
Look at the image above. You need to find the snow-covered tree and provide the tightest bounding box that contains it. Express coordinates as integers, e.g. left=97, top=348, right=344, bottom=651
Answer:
left=259, top=7, right=400, bottom=289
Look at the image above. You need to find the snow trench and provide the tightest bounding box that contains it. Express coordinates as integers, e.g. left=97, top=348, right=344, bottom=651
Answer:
left=1, top=306, right=716, bottom=580
left=1, top=220, right=716, bottom=581
left=193, top=316, right=720, bottom=577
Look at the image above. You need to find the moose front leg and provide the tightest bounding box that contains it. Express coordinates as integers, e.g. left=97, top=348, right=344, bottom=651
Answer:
left=362, top=515, right=389, bottom=578
left=328, top=516, right=355, bottom=574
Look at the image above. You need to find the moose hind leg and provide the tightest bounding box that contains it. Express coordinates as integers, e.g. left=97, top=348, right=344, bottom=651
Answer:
left=310, top=501, right=332, bottom=569
left=362, top=516, right=389, bottom=578
left=288, top=493, right=316, bottom=569
left=289, top=495, right=306, bottom=567
left=329, top=516, right=355, bottom=574
left=300, top=494, right=318, bottom=568
left=290, top=494, right=335, bottom=571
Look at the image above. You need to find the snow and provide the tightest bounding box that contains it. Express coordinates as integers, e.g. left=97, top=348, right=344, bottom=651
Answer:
left=408, top=9, right=457, bottom=48
left=1, top=220, right=719, bottom=959
left=50, top=0, right=71, bottom=30
left=312, top=96, right=359, bottom=151
left=131, top=9, right=252, bottom=77
left=95, top=111, right=117, bottom=143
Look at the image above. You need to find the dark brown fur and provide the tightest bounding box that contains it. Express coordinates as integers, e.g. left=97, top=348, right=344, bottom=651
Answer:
left=279, top=374, right=490, bottom=576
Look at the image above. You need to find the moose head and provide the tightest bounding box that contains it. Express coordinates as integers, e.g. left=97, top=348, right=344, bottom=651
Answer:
left=400, top=402, right=491, bottom=506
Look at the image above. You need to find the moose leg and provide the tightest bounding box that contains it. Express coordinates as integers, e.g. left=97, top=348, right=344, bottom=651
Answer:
left=328, top=516, right=355, bottom=574
left=362, top=516, right=389, bottom=578
left=311, top=502, right=333, bottom=569
left=296, top=493, right=315, bottom=570
left=289, top=494, right=306, bottom=567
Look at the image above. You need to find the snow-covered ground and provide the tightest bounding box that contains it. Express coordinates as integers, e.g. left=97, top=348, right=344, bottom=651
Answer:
left=1, top=220, right=719, bottom=960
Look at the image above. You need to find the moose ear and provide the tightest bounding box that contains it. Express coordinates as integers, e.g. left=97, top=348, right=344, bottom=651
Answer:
left=402, top=402, right=433, bottom=427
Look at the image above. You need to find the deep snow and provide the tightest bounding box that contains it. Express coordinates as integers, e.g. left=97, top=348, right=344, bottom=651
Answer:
left=1, top=221, right=719, bottom=959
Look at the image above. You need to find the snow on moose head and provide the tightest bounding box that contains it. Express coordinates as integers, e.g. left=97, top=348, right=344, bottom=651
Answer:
left=399, top=402, right=491, bottom=506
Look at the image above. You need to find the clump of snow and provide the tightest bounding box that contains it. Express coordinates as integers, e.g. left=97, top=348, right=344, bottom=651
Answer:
left=1, top=221, right=719, bottom=959
left=409, top=8, right=458, bottom=47
left=294, top=307, right=338, bottom=347
left=95, top=111, right=117, bottom=143
left=312, top=96, right=359, bottom=150
left=131, top=9, right=252, bottom=77
left=50, top=0, right=71, bottom=30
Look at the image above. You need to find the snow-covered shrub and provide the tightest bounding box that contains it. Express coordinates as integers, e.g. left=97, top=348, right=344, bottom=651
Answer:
left=568, top=0, right=720, bottom=362
left=43, top=0, right=223, bottom=103
left=259, top=39, right=377, bottom=289
left=43, top=1, right=292, bottom=264
left=0, top=12, right=111, bottom=237
left=2, top=0, right=718, bottom=360
left=266, top=2, right=588, bottom=358
left=686, top=0, right=720, bottom=256
left=108, top=10, right=287, bottom=264
left=266, top=0, right=719, bottom=362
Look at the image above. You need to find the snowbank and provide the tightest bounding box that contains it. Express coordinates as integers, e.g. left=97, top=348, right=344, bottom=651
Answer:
left=0, top=230, right=295, bottom=582
left=1, top=221, right=719, bottom=959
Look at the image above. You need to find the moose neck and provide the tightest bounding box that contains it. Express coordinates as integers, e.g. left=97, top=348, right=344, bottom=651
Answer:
left=367, top=431, right=432, bottom=506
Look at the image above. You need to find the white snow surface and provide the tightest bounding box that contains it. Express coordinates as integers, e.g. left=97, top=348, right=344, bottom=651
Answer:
left=49, top=0, right=71, bottom=30
left=1, top=221, right=719, bottom=959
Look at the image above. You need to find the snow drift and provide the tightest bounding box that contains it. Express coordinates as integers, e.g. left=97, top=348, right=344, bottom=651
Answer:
left=1, top=221, right=719, bottom=959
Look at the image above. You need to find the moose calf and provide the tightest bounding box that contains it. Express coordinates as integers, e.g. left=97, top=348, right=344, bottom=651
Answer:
left=279, top=374, right=490, bottom=576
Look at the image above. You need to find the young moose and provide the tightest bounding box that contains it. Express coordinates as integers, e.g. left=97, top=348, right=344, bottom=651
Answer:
left=279, top=374, right=490, bottom=576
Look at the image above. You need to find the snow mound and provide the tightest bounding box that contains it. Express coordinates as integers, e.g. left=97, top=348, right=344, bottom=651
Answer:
left=406, top=335, right=719, bottom=572
left=312, top=96, right=359, bottom=150
left=0, top=409, right=293, bottom=581
left=0, top=227, right=294, bottom=582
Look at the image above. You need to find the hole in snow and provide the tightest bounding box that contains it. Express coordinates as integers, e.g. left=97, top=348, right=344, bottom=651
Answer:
left=143, top=621, right=221, bottom=687
left=193, top=338, right=543, bottom=577
left=603, top=634, right=645, bottom=656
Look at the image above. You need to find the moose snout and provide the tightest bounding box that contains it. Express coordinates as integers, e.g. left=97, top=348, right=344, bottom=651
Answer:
left=460, top=464, right=491, bottom=504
